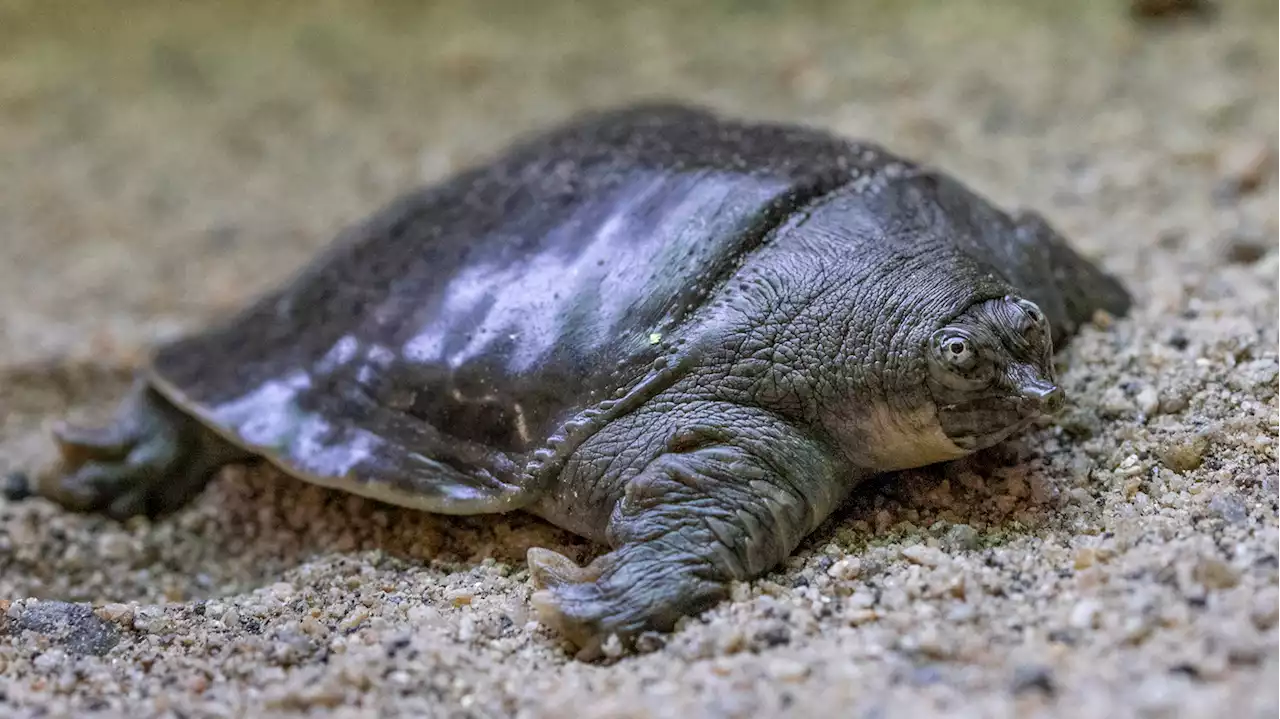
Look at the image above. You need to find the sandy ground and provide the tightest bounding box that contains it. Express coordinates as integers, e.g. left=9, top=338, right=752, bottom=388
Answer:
left=1, top=1, right=1277, bottom=717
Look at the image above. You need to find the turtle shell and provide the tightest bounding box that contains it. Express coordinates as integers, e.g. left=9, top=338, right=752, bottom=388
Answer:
left=146, top=104, right=910, bottom=513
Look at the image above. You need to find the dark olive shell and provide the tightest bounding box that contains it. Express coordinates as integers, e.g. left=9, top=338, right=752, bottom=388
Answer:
left=147, top=106, right=915, bottom=510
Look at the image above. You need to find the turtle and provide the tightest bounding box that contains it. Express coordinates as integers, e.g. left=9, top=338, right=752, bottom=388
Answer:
left=8, top=103, right=1132, bottom=659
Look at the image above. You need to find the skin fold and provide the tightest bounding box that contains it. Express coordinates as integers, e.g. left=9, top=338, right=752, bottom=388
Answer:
left=7, top=104, right=1131, bottom=659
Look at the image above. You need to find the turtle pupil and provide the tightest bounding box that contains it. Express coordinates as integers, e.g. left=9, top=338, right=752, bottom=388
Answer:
left=949, top=340, right=965, bottom=355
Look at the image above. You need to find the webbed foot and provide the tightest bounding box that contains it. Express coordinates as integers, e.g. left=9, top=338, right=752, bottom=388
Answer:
left=528, top=545, right=726, bottom=660
left=525, top=417, right=846, bottom=660
left=6, top=380, right=249, bottom=520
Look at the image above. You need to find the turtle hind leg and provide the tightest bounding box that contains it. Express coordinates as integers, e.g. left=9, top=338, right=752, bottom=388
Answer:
left=11, top=380, right=251, bottom=520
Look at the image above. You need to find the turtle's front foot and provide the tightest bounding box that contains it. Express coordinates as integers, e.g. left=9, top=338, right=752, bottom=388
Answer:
left=8, top=380, right=247, bottom=520
left=528, top=544, right=728, bottom=660
left=525, top=432, right=840, bottom=660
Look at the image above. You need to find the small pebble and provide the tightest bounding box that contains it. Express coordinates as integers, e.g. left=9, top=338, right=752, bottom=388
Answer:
left=1263, top=475, right=1278, bottom=497
left=1074, top=547, right=1098, bottom=570
left=1, top=472, right=32, bottom=501
left=1250, top=590, right=1279, bottom=630
left=940, top=524, right=982, bottom=552
left=1135, top=385, right=1160, bottom=416
left=300, top=616, right=329, bottom=638
left=96, top=603, right=135, bottom=626
left=767, top=658, right=810, bottom=682
left=96, top=533, right=136, bottom=561
left=338, top=608, right=371, bottom=632
left=1070, top=600, right=1103, bottom=630
left=1215, top=141, right=1273, bottom=199
left=909, top=665, right=945, bottom=686
left=901, top=545, right=946, bottom=568
left=1222, top=232, right=1270, bottom=265
left=1128, top=0, right=1214, bottom=20
left=269, top=582, right=296, bottom=600
left=600, top=634, right=625, bottom=659
left=1193, top=558, right=1240, bottom=590
left=826, top=557, right=862, bottom=581
left=1010, top=664, right=1057, bottom=696
left=14, top=601, right=120, bottom=656
left=1159, top=383, right=1194, bottom=413
left=1159, top=435, right=1210, bottom=473
left=457, top=615, right=477, bottom=642
left=1207, top=494, right=1248, bottom=524
left=901, top=628, right=952, bottom=659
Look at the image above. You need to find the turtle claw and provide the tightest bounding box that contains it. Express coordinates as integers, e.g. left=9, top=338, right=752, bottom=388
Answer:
left=51, top=419, right=138, bottom=463
left=527, top=547, right=630, bottom=660
left=527, top=547, right=604, bottom=589
left=526, top=544, right=727, bottom=661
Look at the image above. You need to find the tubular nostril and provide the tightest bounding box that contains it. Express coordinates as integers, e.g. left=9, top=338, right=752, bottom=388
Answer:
left=1044, top=386, right=1066, bottom=411
left=1022, top=382, right=1065, bottom=411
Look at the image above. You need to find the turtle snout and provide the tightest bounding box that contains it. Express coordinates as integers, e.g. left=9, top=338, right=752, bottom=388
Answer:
left=1019, top=379, right=1065, bottom=414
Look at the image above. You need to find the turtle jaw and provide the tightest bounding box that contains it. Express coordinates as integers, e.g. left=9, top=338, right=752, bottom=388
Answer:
left=935, top=384, right=1065, bottom=452
left=941, top=411, right=1036, bottom=452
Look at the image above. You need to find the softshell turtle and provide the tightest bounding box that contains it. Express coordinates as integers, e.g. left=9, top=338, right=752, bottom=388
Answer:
left=12, top=103, right=1131, bottom=658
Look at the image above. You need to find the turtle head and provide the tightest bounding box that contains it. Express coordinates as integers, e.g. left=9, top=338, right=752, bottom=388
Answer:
left=926, top=295, right=1063, bottom=452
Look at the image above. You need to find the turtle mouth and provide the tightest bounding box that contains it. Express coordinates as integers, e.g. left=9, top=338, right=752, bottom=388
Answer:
left=945, top=414, right=1036, bottom=451
left=938, top=389, right=1063, bottom=451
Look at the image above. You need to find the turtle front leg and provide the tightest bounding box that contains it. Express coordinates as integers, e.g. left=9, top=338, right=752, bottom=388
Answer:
left=529, top=421, right=847, bottom=659
left=6, top=379, right=252, bottom=520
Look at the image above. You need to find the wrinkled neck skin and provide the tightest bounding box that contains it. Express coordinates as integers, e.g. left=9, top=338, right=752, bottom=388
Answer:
left=692, top=194, right=1011, bottom=475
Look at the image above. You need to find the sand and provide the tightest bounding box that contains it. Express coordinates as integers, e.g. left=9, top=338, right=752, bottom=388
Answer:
left=1, top=1, right=1277, bottom=717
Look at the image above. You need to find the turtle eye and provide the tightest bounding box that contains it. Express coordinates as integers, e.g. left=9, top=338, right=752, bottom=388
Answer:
left=938, top=334, right=976, bottom=370
left=929, top=328, right=992, bottom=389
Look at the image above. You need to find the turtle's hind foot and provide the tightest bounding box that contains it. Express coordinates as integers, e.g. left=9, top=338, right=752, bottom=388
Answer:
left=20, top=381, right=247, bottom=520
